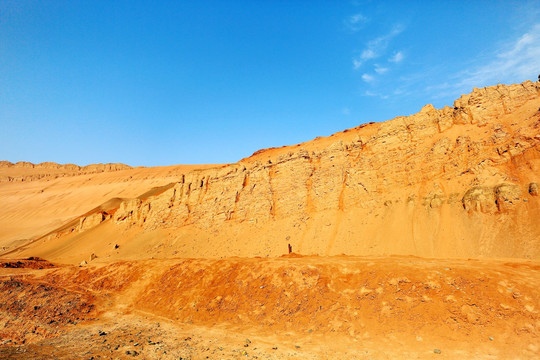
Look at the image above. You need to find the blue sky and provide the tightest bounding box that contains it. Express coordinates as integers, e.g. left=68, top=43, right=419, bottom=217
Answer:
left=1, top=1, right=539, bottom=166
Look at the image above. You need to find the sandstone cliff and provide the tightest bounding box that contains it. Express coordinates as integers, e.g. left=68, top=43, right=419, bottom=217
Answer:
left=11, top=80, right=540, bottom=262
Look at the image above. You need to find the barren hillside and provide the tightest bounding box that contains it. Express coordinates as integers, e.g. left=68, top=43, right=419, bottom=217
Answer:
left=4, top=80, right=539, bottom=264
left=1, top=80, right=539, bottom=360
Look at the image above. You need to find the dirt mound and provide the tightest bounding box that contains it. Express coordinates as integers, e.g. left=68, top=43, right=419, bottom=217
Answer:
left=0, top=257, right=55, bottom=269
left=0, top=256, right=538, bottom=359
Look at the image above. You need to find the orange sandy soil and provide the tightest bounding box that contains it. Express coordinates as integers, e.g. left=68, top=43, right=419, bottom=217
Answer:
left=1, top=255, right=538, bottom=359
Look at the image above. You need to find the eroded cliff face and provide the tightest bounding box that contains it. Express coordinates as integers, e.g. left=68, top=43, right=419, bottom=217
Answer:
left=28, top=81, right=540, bottom=260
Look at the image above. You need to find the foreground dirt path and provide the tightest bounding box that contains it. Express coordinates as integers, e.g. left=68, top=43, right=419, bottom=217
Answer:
left=1, top=255, right=539, bottom=359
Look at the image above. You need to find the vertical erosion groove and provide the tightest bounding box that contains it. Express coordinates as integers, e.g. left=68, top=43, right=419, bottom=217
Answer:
left=268, top=166, right=277, bottom=219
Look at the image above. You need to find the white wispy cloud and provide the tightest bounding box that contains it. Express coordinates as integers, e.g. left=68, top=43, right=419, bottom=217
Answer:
left=352, top=24, right=405, bottom=70
left=353, top=49, right=376, bottom=69
left=421, top=23, right=540, bottom=101
left=364, top=90, right=388, bottom=99
left=361, top=73, right=375, bottom=82
left=361, top=49, right=377, bottom=60
left=389, top=51, right=404, bottom=63
left=344, top=13, right=369, bottom=32
left=374, top=64, right=388, bottom=74
left=454, top=23, right=540, bottom=90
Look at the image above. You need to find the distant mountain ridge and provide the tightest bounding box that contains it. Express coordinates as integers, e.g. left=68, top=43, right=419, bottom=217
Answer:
left=0, top=161, right=133, bottom=182
left=0, top=160, right=132, bottom=171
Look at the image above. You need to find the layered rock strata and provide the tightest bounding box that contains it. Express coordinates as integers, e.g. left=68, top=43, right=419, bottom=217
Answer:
left=35, top=81, right=540, bottom=259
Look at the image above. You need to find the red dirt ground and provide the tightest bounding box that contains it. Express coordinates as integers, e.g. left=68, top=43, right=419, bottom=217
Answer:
left=1, top=256, right=538, bottom=359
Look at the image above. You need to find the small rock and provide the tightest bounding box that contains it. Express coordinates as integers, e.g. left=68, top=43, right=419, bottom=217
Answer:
left=98, top=330, right=107, bottom=336
left=489, top=336, right=494, bottom=341
left=295, top=345, right=301, bottom=349
left=245, top=338, right=251, bottom=344
left=529, top=182, right=538, bottom=196
left=434, top=349, right=441, bottom=354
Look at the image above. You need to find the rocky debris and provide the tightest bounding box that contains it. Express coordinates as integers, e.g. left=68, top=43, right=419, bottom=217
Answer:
left=530, top=182, right=539, bottom=196
left=0, top=277, right=96, bottom=345
left=0, top=257, right=55, bottom=269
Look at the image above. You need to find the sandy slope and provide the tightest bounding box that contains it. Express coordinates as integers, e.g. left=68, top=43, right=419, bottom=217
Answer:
left=0, top=163, right=220, bottom=251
